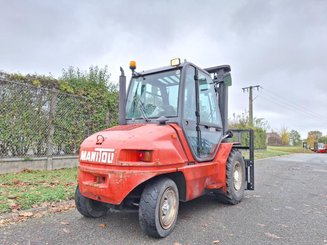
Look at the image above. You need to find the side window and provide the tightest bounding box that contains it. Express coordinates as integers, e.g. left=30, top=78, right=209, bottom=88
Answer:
left=197, top=71, right=222, bottom=159
left=198, top=71, right=220, bottom=125
left=183, top=67, right=196, bottom=121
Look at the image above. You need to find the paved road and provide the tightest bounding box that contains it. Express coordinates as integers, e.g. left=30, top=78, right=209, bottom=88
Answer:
left=1, top=154, right=327, bottom=245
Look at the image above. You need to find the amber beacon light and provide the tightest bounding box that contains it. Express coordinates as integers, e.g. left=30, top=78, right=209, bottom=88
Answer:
left=129, top=60, right=137, bottom=70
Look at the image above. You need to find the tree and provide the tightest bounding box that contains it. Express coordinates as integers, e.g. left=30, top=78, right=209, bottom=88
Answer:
left=267, top=132, right=282, bottom=146
left=280, top=127, right=289, bottom=146
left=319, top=135, right=327, bottom=144
left=57, top=66, right=118, bottom=154
left=307, top=130, right=322, bottom=139
left=289, top=130, right=301, bottom=146
left=307, top=130, right=323, bottom=148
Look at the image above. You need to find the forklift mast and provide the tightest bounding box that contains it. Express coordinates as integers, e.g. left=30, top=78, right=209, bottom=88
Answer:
left=205, top=65, right=254, bottom=190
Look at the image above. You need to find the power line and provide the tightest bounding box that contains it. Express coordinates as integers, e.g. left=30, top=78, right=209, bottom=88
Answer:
left=258, top=92, right=327, bottom=123
left=261, top=86, right=326, bottom=118
left=260, top=87, right=327, bottom=121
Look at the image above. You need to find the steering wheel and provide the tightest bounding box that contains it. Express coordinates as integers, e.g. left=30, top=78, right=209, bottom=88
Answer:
left=145, top=104, right=157, bottom=115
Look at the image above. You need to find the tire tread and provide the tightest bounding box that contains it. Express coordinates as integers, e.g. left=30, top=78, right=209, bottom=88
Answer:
left=75, top=186, right=108, bottom=218
left=215, top=149, right=245, bottom=205
left=139, top=177, right=179, bottom=238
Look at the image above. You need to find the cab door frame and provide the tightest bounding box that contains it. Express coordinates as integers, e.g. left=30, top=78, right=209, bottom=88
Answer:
left=179, top=63, right=223, bottom=163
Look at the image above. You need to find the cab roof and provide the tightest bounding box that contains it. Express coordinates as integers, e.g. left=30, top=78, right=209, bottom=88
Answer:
left=133, top=62, right=231, bottom=78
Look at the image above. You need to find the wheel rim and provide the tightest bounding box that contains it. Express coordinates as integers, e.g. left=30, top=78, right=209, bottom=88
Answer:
left=159, top=187, right=178, bottom=230
left=233, top=161, right=243, bottom=191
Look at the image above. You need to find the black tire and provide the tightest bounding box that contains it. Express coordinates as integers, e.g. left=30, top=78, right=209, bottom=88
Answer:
left=139, top=178, right=179, bottom=238
left=75, top=185, right=108, bottom=218
left=216, top=149, right=246, bottom=205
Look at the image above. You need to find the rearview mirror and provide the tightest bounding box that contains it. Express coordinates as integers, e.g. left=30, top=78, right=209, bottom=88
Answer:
left=223, top=73, right=232, bottom=86
left=225, top=129, right=233, bottom=138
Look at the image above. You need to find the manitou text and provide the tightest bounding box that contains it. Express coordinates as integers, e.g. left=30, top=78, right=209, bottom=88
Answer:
left=80, top=148, right=115, bottom=164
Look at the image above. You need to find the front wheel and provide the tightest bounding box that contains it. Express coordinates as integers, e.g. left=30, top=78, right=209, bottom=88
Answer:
left=139, top=178, right=179, bottom=238
left=75, top=185, right=108, bottom=218
left=216, top=149, right=246, bottom=205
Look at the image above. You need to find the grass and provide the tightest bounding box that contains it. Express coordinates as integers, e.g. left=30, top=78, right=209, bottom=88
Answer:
left=267, top=146, right=312, bottom=154
left=0, top=168, right=77, bottom=214
left=253, top=146, right=312, bottom=160
left=254, top=149, right=289, bottom=159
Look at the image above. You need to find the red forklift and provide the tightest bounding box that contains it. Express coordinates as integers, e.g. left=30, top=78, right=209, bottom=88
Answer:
left=75, top=59, right=254, bottom=238
left=313, top=142, right=327, bottom=153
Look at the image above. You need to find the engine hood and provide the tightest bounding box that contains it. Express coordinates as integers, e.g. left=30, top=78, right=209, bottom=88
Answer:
left=79, top=123, right=187, bottom=166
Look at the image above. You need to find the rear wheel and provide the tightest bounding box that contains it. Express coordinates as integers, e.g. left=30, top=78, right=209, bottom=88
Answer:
left=75, top=185, right=108, bottom=218
left=216, top=149, right=246, bottom=205
left=139, top=178, right=179, bottom=238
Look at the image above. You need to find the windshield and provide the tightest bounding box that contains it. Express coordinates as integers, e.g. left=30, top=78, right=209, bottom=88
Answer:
left=126, top=69, right=181, bottom=119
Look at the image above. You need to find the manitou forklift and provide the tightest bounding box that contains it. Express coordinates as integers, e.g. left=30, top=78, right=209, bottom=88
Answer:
left=313, top=142, right=327, bottom=153
left=75, top=59, right=254, bottom=238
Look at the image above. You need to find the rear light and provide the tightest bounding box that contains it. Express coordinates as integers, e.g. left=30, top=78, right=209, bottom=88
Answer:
left=119, top=150, right=153, bottom=162
left=138, top=150, right=153, bottom=162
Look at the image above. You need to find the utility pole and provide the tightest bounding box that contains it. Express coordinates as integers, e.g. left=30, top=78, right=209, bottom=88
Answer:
left=242, top=85, right=260, bottom=127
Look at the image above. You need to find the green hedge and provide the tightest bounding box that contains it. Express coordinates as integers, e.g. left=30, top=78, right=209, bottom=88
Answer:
left=0, top=66, right=118, bottom=157
left=229, top=114, right=267, bottom=149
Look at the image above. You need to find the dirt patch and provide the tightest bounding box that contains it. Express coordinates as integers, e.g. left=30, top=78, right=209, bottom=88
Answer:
left=0, top=200, right=75, bottom=228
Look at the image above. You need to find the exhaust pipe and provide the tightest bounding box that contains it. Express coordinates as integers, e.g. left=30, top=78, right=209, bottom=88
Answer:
left=118, top=67, right=126, bottom=125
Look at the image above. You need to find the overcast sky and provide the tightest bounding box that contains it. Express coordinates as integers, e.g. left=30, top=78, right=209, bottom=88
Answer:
left=1, top=0, right=326, bottom=138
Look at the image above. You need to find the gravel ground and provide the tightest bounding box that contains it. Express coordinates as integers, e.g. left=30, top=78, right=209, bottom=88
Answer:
left=1, top=153, right=326, bottom=245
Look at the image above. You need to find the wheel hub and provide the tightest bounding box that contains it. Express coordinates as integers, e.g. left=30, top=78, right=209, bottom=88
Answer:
left=159, top=187, right=177, bottom=230
left=162, top=200, right=170, bottom=216
left=233, top=161, right=242, bottom=191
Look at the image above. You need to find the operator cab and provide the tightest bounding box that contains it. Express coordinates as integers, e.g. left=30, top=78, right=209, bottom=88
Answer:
left=123, top=59, right=232, bottom=162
